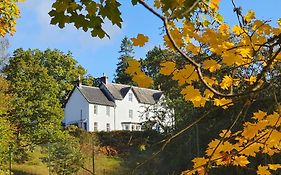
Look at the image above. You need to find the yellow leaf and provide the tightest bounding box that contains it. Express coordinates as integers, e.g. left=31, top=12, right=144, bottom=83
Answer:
left=245, top=76, right=257, bottom=85
left=220, top=76, right=233, bottom=90
left=257, top=165, right=271, bottom=175
left=172, top=65, right=198, bottom=85
left=170, top=28, right=184, bottom=47
left=203, top=59, right=221, bottom=72
left=214, top=98, right=233, bottom=109
left=244, top=10, right=255, bottom=23
left=232, top=25, right=244, bottom=35
left=209, top=0, right=220, bottom=11
left=154, top=0, right=161, bottom=8
left=219, top=130, right=231, bottom=138
left=125, top=59, right=141, bottom=74
left=219, top=141, right=234, bottom=153
left=219, top=23, right=229, bottom=35
left=253, top=110, right=267, bottom=121
left=181, top=86, right=201, bottom=101
left=186, top=43, right=200, bottom=55
left=233, top=156, right=250, bottom=167
left=160, top=61, right=176, bottom=75
left=266, top=112, right=281, bottom=127
left=238, top=48, right=252, bottom=58
left=206, top=139, right=220, bottom=156
left=268, top=164, right=281, bottom=170
left=239, top=143, right=263, bottom=157
left=204, top=89, right=214, bottom=99
left=192, top=157, right=207, bottom=168
left=131, top=34, right=149, bottom=47
left=203, top=76, right=218, bottom=86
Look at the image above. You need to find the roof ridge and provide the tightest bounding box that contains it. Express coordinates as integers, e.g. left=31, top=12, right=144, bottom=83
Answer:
left=80, top=85, right=99, bottom=89
left=109, top=83, right=162, bottom=92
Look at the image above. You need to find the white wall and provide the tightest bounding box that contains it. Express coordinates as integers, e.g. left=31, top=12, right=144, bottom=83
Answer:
left=64, top=88, right=89, bottom=130
left=88, top=104, right=115, bottom=132
left=115, top=89, right=148, bottom=130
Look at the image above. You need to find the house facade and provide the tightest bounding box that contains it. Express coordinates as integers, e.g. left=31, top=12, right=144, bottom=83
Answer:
left=63, top=76, right=173, bottom=132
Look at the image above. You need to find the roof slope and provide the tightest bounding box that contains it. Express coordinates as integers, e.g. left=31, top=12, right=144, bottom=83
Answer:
left=78, top=85, right=115, bottom=106
left=104, top=83, right=163, bottom=105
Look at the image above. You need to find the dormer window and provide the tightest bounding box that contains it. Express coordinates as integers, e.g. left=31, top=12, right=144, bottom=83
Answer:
left=129, top=93, right=133, bottom=102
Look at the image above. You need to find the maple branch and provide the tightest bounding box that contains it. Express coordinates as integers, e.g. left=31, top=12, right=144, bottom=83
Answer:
left=169, top=0, right=201, bottom=20
left=132, top=107, right=216, bottom=174
left=138, top=0, right=165, bottom=20
left=204, top=100, right=251, bottom=174
left=252, top=45, right=281, bottom=91
left=139, top=0, right=270, bottom=98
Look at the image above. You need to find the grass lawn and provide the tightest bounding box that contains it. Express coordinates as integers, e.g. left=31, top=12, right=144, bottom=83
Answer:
left=11, top=148, right=147, bottom=175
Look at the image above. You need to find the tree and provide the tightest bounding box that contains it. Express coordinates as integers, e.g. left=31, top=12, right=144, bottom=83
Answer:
left=3, top=49, right=64, bottom=149
left=0, top=76, right=15, bottom=172
left=37, top=49, right=94, bottom=103
left=42, top=133, right=84, bottom=175
left=113, top=36, right=135, bottom=85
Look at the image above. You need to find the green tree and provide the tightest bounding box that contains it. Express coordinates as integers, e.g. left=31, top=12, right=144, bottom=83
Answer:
left=4, top=49, right=64, bottom=150
left=42, top=134, right=84, bottom=175
left=0, top=76, right=15, bottom=172
left=37, top=49, right=94, bottom=103
left=114, top=36, right=135, bottom=85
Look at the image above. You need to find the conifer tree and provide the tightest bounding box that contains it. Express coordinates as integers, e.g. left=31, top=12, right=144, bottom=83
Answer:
left=113, top=37, right=135, bottom=85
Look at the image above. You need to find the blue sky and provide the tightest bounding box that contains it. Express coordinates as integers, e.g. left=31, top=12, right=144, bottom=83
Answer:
left=8, top=0, right=281, bottom=81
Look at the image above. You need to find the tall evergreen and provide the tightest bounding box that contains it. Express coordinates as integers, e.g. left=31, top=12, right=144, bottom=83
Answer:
left=113, top=36, right=135, bottom=85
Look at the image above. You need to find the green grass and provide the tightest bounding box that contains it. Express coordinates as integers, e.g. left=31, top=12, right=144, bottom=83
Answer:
left=11, top=147, right=152, bottom=175
left=11, top=150, right=139, bottom=175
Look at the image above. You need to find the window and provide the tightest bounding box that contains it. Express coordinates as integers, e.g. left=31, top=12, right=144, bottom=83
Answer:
left=129, top=109, right=133, bottom=118
left=125, top=125, right=129, bottom=130
left=106, top=123, right=110, bottom=132
left=136, top=126, right=141, bottom=131
left=94, top=105, right=98, bottom=114
left=131, top=125, right=135, bottom=131
left=94, top=122, right=98, bottom=131
left=128, top=93, right=133, bottom=102
left=145, top=112, right=149, bottom=119
left=106, top=106, right=110, bottom=116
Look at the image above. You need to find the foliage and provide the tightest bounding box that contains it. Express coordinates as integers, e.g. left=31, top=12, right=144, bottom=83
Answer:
left=0, top=0, right=23, bottom=37
left=3, top=49, right=64, bottom=145
left=42, top=135, right=84, bottom=175
left=35, top=49, right=92, bottom=103
left=124, top=0, right=281, bottom=174
left=0, top=76, right=15, bottom=173
left=114, top=36, right=136, bottom=85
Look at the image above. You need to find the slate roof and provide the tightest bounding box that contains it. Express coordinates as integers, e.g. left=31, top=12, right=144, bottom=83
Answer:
left=104, top=83, right=163, bottom=105
left=103, top=83, right=130, bottom=100
left=78, top=85, right=115, bottom=106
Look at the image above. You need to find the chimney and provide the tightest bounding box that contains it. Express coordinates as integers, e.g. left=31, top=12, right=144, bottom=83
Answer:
left=100, top=73, right=108, bottom=84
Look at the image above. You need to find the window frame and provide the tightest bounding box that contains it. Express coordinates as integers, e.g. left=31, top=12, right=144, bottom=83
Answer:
left=94, top=122, right=98, bottom=131
left=129, top=109, right=133, bottom=118
left=94, top=105, right=98, bottom=114
left=128, top=93, right=133, bottom=102
left=106, top=123, right=110, bottom=132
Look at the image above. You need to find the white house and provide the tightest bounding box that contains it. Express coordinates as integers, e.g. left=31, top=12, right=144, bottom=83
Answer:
left=63, top=76, right=174, bottom=132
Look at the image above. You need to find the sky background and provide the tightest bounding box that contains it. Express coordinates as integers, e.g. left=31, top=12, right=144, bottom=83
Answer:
left=7, top=0, right=281, bottom=81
